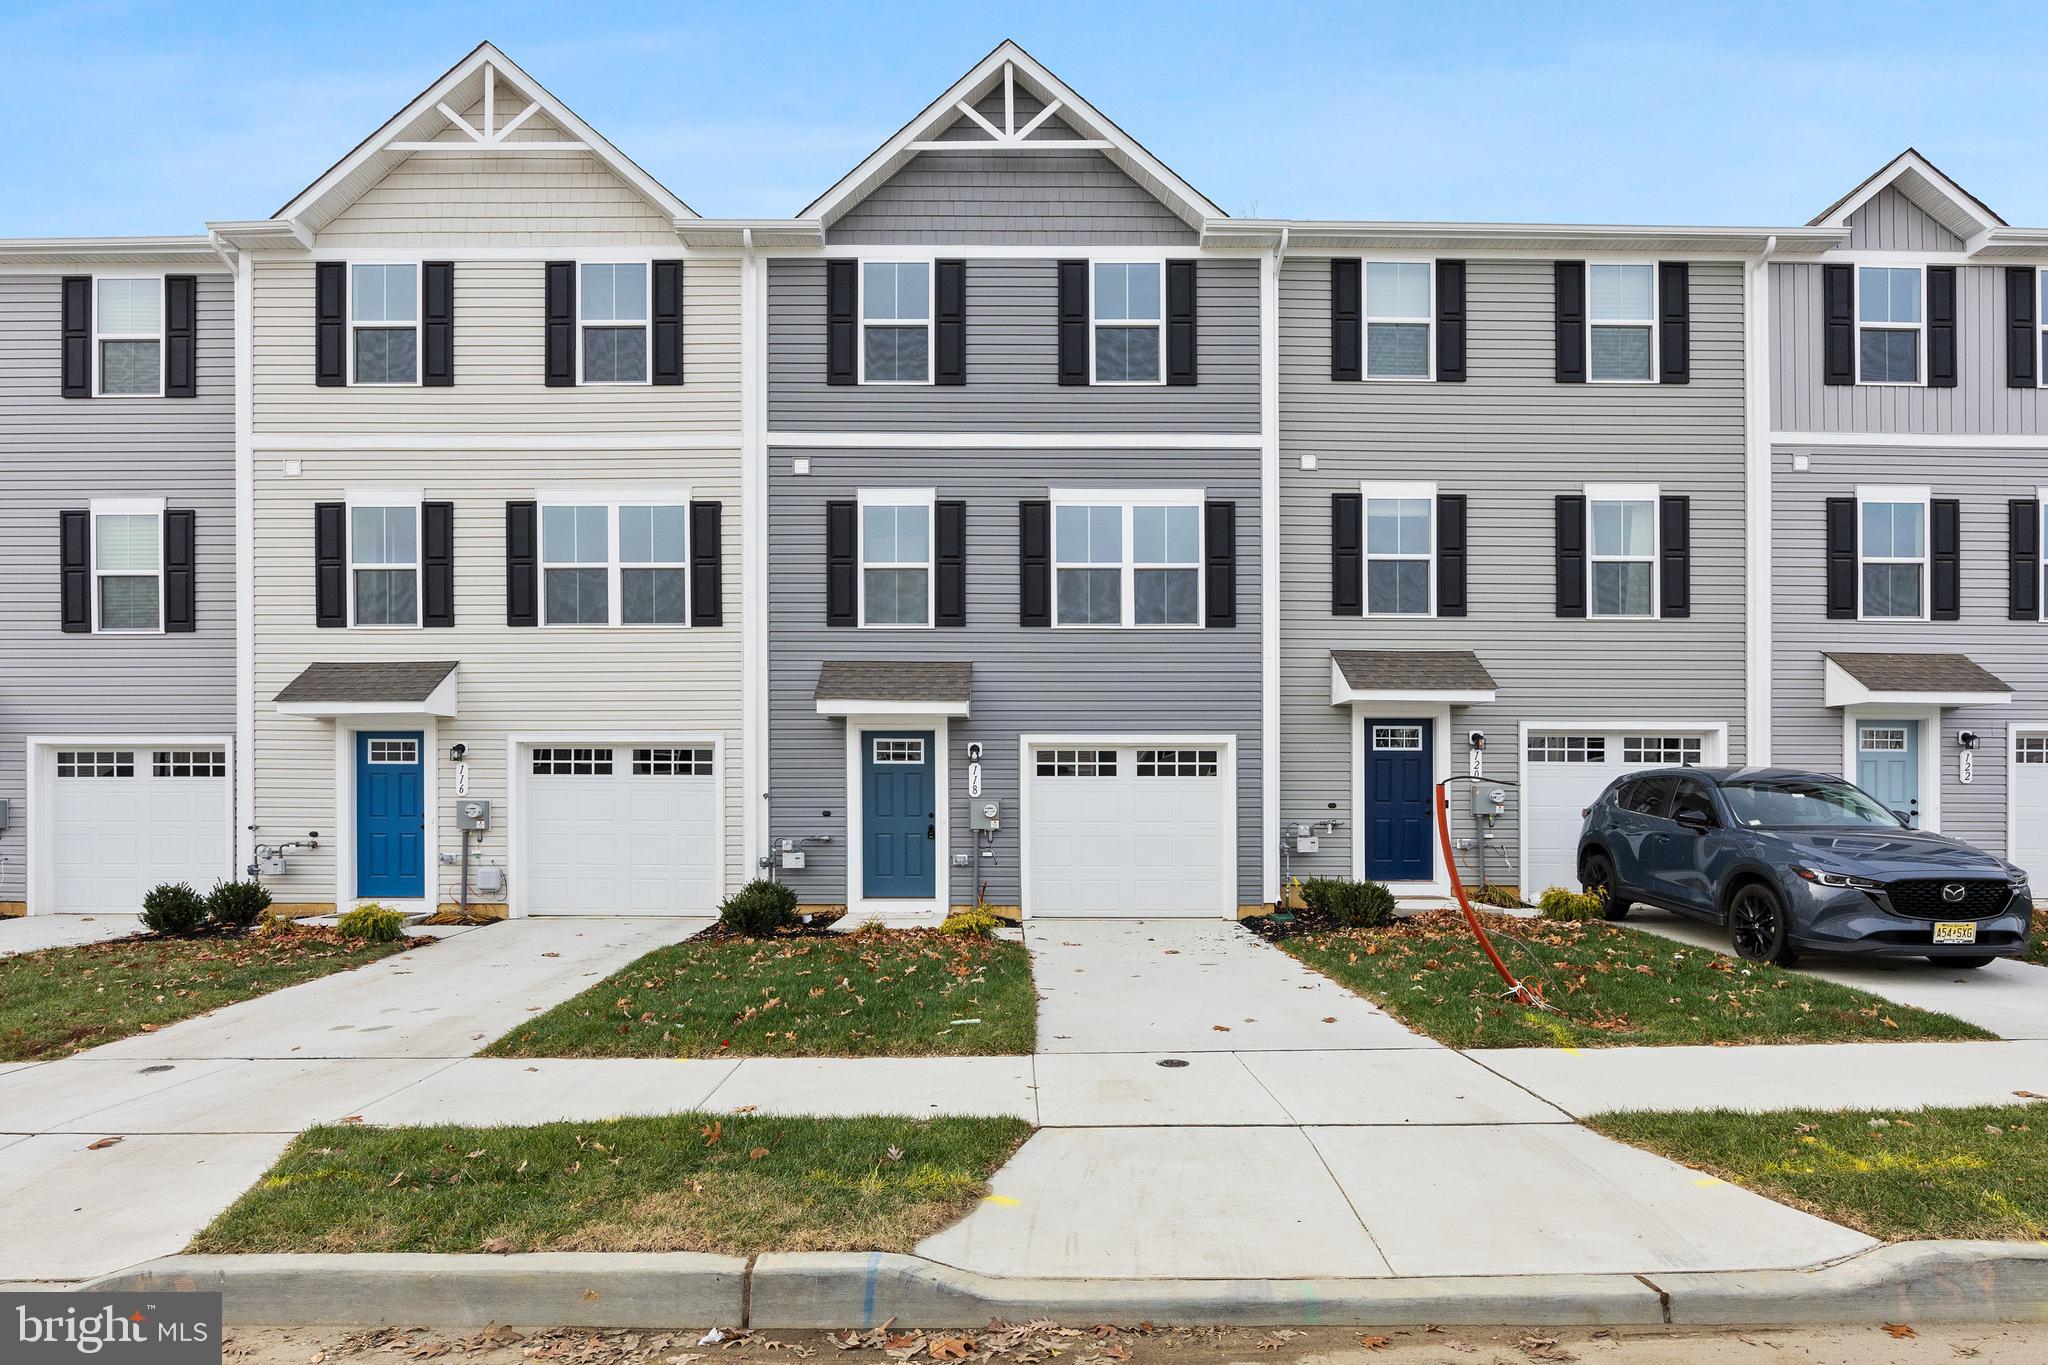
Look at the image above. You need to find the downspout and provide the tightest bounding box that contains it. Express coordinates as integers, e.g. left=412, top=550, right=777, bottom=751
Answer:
left=230, top=239, right=256, bottom=882
left=740, top=227, right=767, bottom=887
left=1259, top=228, right=1287, bottom=907
left=1744, top=235, right=1778, bottom=766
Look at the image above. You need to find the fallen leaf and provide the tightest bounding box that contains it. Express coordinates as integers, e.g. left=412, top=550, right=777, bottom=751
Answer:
left=340, top=1115, right=364, bottom=1124
left=749, top=1147, right=770, bottom=1160
left=2015, top=1090, right=2045, bottom=1100
left=1883, top=1324, right=1917, bottom=1339
left=1358, top=1335, right=1390, bottom=1350
left=702, top=1120, right=723, bottom=1147
left=385, top=1170, right=407, bottom=1188
left=85, top=1136, right=123, bottom=1151
left=929, top=1337, right=974, bottom=1360
left=479, top=1237, right=518, bottom=1254
left=1211, top=1024, right=1231, bottom=1032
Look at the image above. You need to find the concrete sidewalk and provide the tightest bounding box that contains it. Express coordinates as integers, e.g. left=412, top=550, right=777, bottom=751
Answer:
left=0, top=914, right=143, bottom=956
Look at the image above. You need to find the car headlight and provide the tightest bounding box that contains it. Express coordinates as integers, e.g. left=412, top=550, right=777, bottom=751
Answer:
left=1792, top=866, right=1884, bottom=891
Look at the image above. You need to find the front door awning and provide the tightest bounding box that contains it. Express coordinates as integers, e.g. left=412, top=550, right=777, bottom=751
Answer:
left=1823, top=652, right=2014, bottom=708
left=274, top=660, right=459, bottom=717
left=814, top=660, right=972, bottom=717
left=1329, top=649, right=1498, bottom=706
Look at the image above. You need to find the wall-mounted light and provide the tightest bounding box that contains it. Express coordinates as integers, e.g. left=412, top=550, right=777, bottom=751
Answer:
left=1468, top=731, right=1486, bottom=751
left=1957, top=731, right=1979, bottom=751
left=449, top=742, right=468, bottom=761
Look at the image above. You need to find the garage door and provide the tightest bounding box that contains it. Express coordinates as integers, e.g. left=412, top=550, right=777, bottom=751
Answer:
left=50, top=747, right=229, bottom=914
left=523, top=745, right=718, bottom=915
left=1027, top=744, right=1232, bottom=917
left=1523, top=731, right=1712, bottom=897
left=2011, top=734, right=2048, bottom=892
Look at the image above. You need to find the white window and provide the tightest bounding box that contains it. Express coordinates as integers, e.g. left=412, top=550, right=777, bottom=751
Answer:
left=1859, top=726, right=1908, bottom=753
left=1587, top=264, right=1656, bottom=382
left=1858, top=266, right=1923, bottom=385
left=1372, top=725, right=1424, bottom=751
left=580, top=262, right=649, bottom=384
left=860, top=261, right=930, bottom=384
left=1858, top=488, right=1928, bottom=620
left=1624, top=736, right=1702, bottom=765
left=872, top=738, right=927, bottom=765
left=366, top=738, right=419, bottom=764
left=57, top=750, right=134, bottom=778
left=349, top=502, right=419, bottom=627
left=859, top=493, right=933, bottom=628
left=533, top=746, right=612, bottom=775
left=1364, top=261, right=1432, bottom=379
left=1363, top=483, right=1434, bottom=615
left=95, top=277, right=163, bottom=396
left=1529, top=735, right=1607, bottom=763
left=1053, top=496, right=1202, bottom=628
left=92, top=502, right=162, bottom=633
left=1587, top=489, right=1657, bottom=619
left=2016, top=735, right=2048, bottom=764
left=1136, top=748, right=1219, bottom=777
left=1092, top=262, right=1163, bottom=384
left=633, top=746, right=713, bottom=776
left=2039, top=270, right=2048, bottom=390
left=541, top=498, right=688, bottom=627
left=1035, top=749, right=1118, bottom=777
left=152, top=749, right=227, bottom=778
left=349, top=263, right=419, bottom=385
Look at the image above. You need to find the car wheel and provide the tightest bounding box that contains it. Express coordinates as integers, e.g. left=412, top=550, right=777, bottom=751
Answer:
left=1581, top=851, right=1629, bottom=921
left=1728, top=883, right=1799, bottom=967
left=1932, top=955, right=1996, bottom=969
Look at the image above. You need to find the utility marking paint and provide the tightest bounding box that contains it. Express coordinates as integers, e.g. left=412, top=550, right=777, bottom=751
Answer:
left=1694, top=1176, right=1725, bottom=1187
left=863, top=1250, right=879, bottom=1327
left=982, top=1194, right=1021, bottom=1206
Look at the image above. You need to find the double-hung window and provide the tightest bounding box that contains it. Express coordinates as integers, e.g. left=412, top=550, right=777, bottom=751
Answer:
left=1053, top=494, right=1201, bottom=627
left=1362, top=483, right=1434, bottom=615
left=349, top=500, right=420, bottom=627
left=2039, top=270, right=2048, bottom=389
left=1858, top=488, right=1927, bottom=620
left=541, top=497, right=688, bottom=627
left=859, top=492, right=933, bottom=627
left=1587, top=487, right=1657, bottom=618
left=860, top=261, right=930, bottom=384
left=580, top=262, right=649, bottom=384
left=1857, top=266, right=1923, bottom=385
left=1092, top=262, right=1163, bottom=384
left=1587, top=264, right=1656, bottom=382
left=349, top=264, right=419, bottom=385
left=91, top=499, right=162, bottom=633
left=1364, top=262, right=1432, bottom=379
left=95, top=277, right=163, bottom=396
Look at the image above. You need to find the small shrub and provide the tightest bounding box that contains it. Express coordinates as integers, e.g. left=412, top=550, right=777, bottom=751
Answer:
left=718, top=879, right=799, bottom=937
left=207, top=879, right=274, bottom=931
left=1298, top=876, right=1399, bottom=928
left=1538, top=885, right=1604, bottom=922
left=141, top=882, right=208, bottom=936
left=337, top=903, right=406, bottom=943
left=1470, top=883, right=1527, bottom=910
left=940, top=907, right=1002, bottom=937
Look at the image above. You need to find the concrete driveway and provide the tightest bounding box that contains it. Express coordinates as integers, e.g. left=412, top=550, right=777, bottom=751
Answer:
left=0, top=914, right=144, bottom=957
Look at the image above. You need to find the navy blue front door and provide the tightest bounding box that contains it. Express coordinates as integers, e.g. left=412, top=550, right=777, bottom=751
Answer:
left=356, top=731, right=425, bottom=899
left=863, top=730, right=936, bottom=899
left=1364, top=719, right=1434, bottom=882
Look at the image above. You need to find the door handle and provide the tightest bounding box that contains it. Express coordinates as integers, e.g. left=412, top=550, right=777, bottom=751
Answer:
left=926, top=823, right=935, bottom=840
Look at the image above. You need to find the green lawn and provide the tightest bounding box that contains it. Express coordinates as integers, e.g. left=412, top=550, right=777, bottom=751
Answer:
left=2028, top=908, right=2046, bottom=967
left=0, top=927, right=414, bottom=1062
left=1591, top=1104, right=2048, bottom=1241
left=484, top=929, right=1036, bottom=1058
left=190, top=1114, right=1032, bottom=1256
left=1277, top=911, right=1991, bottom=1049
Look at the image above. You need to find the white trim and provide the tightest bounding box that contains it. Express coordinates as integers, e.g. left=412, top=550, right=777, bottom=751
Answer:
left=2038, top=267, right=2048, bottom=392
left=1842, top=707, right=1942, bottom=832
left=844, top=716, right=951, bottom=918
left=1745, top=245, right=1773, bottom=764
left=768, top=431, right=1264, bottom=449
left=91, top=272, right=168, bottom=399
left=817, top=697, right=970, bottom=718
left=1585, top=261, right=1659, bottom=385
left=855, top=487, right=937, bottom=629
left=1774, top=431, right=2048, bottom=449
left=742, top=234, right=768, bottom=882
left=1049, top=494, right=1205, bottom=630
left=1259, top=243, right=1280, bottom=905
left=1854, top=485, right=1931, bottom=622
left=1820, top=657, right=2011, bottom=710
left=1088, top=260, right=1166, bottom=387
left=856, top=259, right=934, bottom=386
left=1812, top=150, right=2001, bottom=242
left=1852, top=264, right=1926, bottom=387
left=575, top=259, right=654, bottom=386
left=2006, top=724, right=2048, bottom=865
left=333, top=720, right=438, bottom=913
left=1348, top=706, right=1453, bottom=900
left=345, top=261, right=423, bottom=387
left=1359, top=481, right=1437, bottom=617
left=1584, top=485, right=1660, bottom=620
left=88, top=499, right=166, bottom=635
left=234, top=248, right=255, bottom=878
left=343, top=495, right=423, bottom=629
left=535, top=493, right=693, bottom=629
left=254, top=432, right=740, bottom=452
left=1360, top=259, right=1435, bottom=382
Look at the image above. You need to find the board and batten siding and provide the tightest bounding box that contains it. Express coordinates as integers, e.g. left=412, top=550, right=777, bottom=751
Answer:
left=1277, top=256, right=1750, bottom=888
left=0, top=274, right=237, bottom=910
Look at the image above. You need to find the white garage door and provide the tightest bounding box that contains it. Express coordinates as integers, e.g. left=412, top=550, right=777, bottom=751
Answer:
left=2011, top=734, right=2048, bottom=892
left=1522, top=731, right=1714, bottom=898
left=1027, top=744, right=1232, bottom=917
left=523, top=745, right=719, bottom=915
left=50, top=747, right=230, bottom=914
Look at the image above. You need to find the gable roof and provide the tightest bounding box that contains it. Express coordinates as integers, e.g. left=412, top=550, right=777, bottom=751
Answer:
left=801, top=39, right=1222, bottom=232
left=1810, top=148, right=2005, bottom=240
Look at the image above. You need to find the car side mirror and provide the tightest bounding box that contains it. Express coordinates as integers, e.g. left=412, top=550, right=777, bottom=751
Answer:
left=1891, top=810, right=1913, bottom=827
left=1674, top=808, right=1713, bottom=834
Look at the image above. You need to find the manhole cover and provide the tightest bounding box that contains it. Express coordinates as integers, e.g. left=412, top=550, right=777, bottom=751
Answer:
left=1156, top=1058, right=1189, bottom=1068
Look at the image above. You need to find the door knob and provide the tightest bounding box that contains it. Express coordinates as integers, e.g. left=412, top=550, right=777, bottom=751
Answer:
left=926, top=823, right=935, bottom=840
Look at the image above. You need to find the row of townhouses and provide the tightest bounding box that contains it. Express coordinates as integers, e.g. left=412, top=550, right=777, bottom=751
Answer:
left=4, top=41, right=2045, bottom=922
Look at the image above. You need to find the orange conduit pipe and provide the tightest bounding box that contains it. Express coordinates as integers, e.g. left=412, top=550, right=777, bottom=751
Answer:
left=1434, top=780, right=1542, bottom=1009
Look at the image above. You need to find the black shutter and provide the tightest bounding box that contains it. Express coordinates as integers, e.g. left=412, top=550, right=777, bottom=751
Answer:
left=1554, top=261, right=1586, bottom=383
left=1167, top=260, right=1198, bottom=386
left=60, top=276, right=91, bottom=398
left=1659, top=494, right=1691, bottom=618
left=1554, top=494, right=1586, bottom=617
left=1019, top=500, right=1052, bottom=625
left=1824, top=496, right=1857, bottom=619
left=315, top=261, right=346, bottom=387
left=1436, top=493, right=1467, bottom=617
left=59, top=510, right=90, bottom=631
left=421, top=500, right=455, bottom=627
left=1204, top=500, right=1235, bottom=626
left=2008, top=266, right=2039, bottom=389
left=825, top=500, right=857, bottom=626
left=163, top=509, right=196, bottom=633
left=826, top=259, right=857, bottom=386
left=421, top=261, right=454, bottom=387
left=164, top=275, right=197, bottom=398
left=1330, top=259, right=1361, bottom=381
left=505, top=501, right=539, bottom=626
left=314, top=501, right=347, bottom=627
left=934, top=259, right=966, bottom=387
left=1823, top=264, right=1855, bottom=386
left=1435, top=260, right=1466, bottom=382
left=1056, top=260, right=1089, bottom=386
left=652, top=260, right=684, bottom=386
left=1927, top=266, right=1958, bottom=389
left=1331, top=492, right=1362, bottom=616
left=2010, top=498, right=2041, bottom=620
left=1931, top=497, right=1961, bottom=621
left=690, top=501, right=722, bottom=625
left=543, top=262, right=575, bottom=387
left=1658, top=262, right=1690, bottom=385
left=935, top=499, right=967, bottom=626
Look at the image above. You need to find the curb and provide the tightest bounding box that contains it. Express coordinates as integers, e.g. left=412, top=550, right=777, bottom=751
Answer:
left=83, top=1242, right=2048, bottom=1329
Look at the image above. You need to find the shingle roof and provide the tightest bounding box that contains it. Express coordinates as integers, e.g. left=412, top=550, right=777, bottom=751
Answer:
left=813, top=660, right=972, bottom=705
left=1331, top=649, right=1497, bottom=694
left=274, top=660, right=459, bottom=705
left=1824, top=652, right=2013, bottom=696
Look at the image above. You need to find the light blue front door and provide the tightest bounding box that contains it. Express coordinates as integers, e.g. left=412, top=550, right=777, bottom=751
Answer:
left=862, top=730, right=935, bottom=899
left=357, top=731, right=425, bottom=898
left=1857, top=720, right=1920, bottom=826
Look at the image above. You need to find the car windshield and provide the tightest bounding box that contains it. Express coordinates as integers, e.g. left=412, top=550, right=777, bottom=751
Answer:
left=1718, top=776, right=1904, bottom=830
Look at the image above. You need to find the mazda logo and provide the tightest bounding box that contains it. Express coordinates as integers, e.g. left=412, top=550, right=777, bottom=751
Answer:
left=1941, top=884, right=1967, bottom=903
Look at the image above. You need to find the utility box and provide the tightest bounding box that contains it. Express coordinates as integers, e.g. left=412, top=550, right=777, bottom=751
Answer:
left=971, top=799, right=1002, bottom=832
left=456, top=800, right=492, bottom=832
left=258, top=853, right=287, bottom=877
left=475, top=865, right=506, bottom=895
left=1472, top=787, right=1507, bottom=819
left=1295, top=832, right=1320, bottom=854
left=781, top=849, right=806, bottom=870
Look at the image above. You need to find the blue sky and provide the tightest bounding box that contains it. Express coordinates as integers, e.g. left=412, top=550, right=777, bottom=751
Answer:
left=6, top=0, right=2047, bottom=236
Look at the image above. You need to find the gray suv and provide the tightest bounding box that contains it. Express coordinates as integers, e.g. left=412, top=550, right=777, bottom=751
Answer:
left=1576, top=767, right=2033, bottom=967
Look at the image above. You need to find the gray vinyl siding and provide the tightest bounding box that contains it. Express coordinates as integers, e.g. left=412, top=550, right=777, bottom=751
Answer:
left=1768, top=443, right=2048, bottom=857
left=827, top=151, right=1196, bottom=245
left=1278, top=256, right=1751, bottom=890
left=766, top=447, right=1263, bottom=908
left=0, top=274, right=237, bottom=908
left=767, top=257, right=1258, bottom=433
left=1844, top=187, right=1965, bottom=253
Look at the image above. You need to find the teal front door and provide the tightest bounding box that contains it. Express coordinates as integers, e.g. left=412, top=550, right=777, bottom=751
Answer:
left=862, top=731, right=935, bottom=899
left=1857, top=720, right=1920, bottom=827
left=357, top=731, right=426, bottom=898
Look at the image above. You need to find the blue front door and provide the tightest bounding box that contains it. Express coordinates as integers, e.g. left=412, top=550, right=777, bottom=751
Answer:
left=356, top=731, right=425, bottom=898
left=1364, top=719, right=1434, bottom=882
left=863, top=730, right=935, bottom=899
left=1857, top=720, right=1921, bottom=827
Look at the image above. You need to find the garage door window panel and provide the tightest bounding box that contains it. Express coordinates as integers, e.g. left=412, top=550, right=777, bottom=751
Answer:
left=633, top=746, right=712, bottom=776
left=1136, top=748, right=1218, bottom=777
left=1589, top=496, right=1656, bottom=619
left=58, top=750, right=135, bottom=778
left=153, top=749, right=226, bottom=778
left=1859, top=494, right=1927, bottom=620
left=1529, top=735, right=1607, bottom=763
left=861, top=499, right=932, bottom=628
left=93, top=509, right=162, bottom=633
left=1036, top=749, right=1117, bottom=777
left=1624, top=735, right=1702, bottom=765
left=350, top=503, right=419, bottom=627
left=2018, top=736, right=2048, bottom=764
left=1364, top=487, right=1433, bottom=615
left=533, top=746, right=613, bottom=775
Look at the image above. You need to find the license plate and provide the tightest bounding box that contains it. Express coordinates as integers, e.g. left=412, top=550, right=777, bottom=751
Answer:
left=1932, top=921, right=1979, bottom=945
